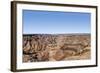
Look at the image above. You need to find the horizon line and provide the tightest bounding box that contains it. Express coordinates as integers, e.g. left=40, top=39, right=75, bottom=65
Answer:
left=23, top=33, right=91, bottom=35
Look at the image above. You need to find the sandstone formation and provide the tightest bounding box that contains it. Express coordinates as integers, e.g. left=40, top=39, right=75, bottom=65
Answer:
left=23, top=34, right=91, bottom=62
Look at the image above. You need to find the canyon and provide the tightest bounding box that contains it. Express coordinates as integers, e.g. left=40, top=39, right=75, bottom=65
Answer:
left=23, top=34, right=91, bottom=62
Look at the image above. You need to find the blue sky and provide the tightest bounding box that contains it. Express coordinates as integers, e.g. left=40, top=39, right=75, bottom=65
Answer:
left=23, top=10, right=91, bottom=34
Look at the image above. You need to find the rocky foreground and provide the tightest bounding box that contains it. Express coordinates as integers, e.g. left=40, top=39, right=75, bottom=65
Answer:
left=23, top=34, right=91, bottom=62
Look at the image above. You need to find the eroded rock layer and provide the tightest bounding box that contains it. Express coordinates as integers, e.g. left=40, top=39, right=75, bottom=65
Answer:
left=23, top=34, right=91, bottom=62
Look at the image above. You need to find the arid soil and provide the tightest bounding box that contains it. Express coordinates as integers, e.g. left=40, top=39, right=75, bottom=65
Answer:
left=23, top=34, right=91, bottom=62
